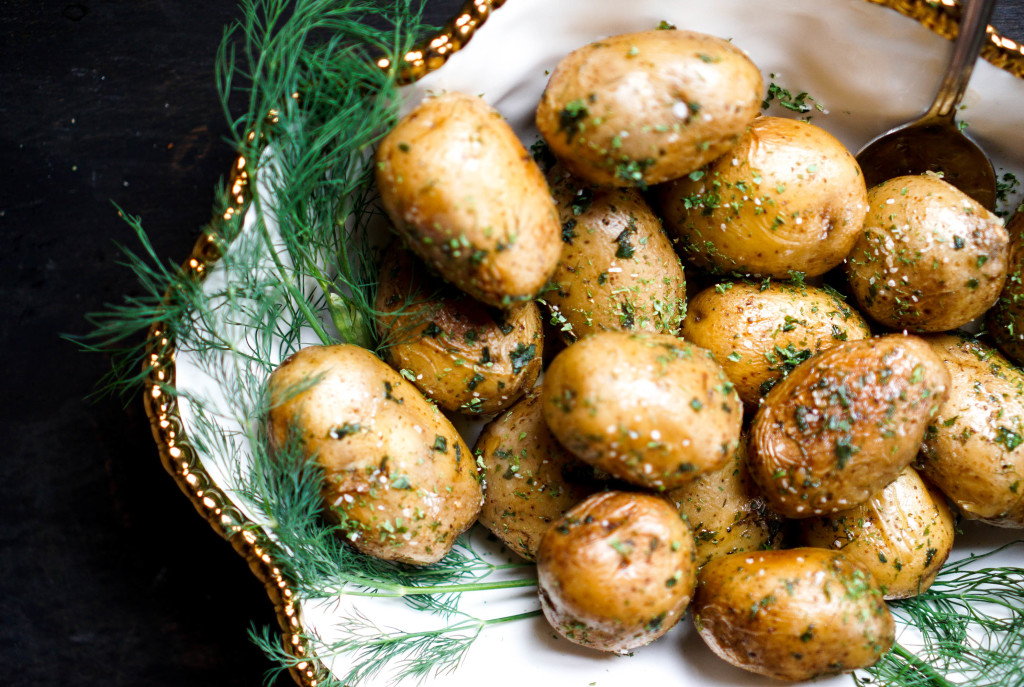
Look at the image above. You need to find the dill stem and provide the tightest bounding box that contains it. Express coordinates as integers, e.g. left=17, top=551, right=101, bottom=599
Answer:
left=891, top=642, right=957, bottom=687
left=481, top=609, right=543, bottom=627
left=341, top=576, right=538, bottom=598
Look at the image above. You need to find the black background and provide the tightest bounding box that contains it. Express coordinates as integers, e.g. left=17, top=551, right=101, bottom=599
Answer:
left=1, top=1, right=1021, bottom=685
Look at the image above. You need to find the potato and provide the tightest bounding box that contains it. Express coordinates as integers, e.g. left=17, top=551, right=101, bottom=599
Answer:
left=544, top=168, right=686, bottom=342
left=987, top=205, right=1024, bottom=365
left=692, top=548, right=894, bottom=681
left=474, top=390, right=603, bottom=560
left=681, top=280, right=870, bottom=405
left=748, top=334, right=950, bottom=518
left=266, top=344, right=482, bottom=565
left=801, top=467, right=955, bottom=599
left=537, top=491, right=697, bottom=652
left=535, top=29, right=762, bottom=187
left=666, top=437, right=785, bottom=567
left=542, top=331, right=742, bottom=490
left=918, top=335, right=1024, bottom=527
left=375, top=92, right=561, bottom=307
left=845, top=175, right=1008, bottom=332
left=374, top=247, right=542, bottom=415
left=659, top=116, right=868, bottom=278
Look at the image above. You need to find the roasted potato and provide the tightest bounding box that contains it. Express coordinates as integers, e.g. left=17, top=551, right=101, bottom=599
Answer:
left=545, top=168, right=686, bottom=342
left=659, top=116, right=868, bottom=278
left=846, top=175, right=1008, bottom=332
left=474, top=390, right=603, bottom=560
left=681, top=280, right=870, bottom=405
left=374, top=248, right=542, bottom=415
left=692, top=548, right=894, bottom=681
left=542, top=332, right=742, bottom=490
left=535, top=29, right=762, bottom=187
left=376, top=92, right=561, bottom=307
left=266, top=344, right=482, bottom=565
left=801, top=466, right=955, bottom=599
left=987, top=204, right=1024, bottom=365
left=918, top=335, right=1024, bottom=527
left=748, top=334, right=950, bottom=518
left=537, top=491, right=698, bottom=652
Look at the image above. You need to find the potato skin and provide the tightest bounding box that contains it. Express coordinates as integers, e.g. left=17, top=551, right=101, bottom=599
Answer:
left=692, top=548, right=894, bottom=681
left=536, top=30, right=762, bottom=187
left=659, top=116, right=868, bottom=278
left=748, top=334, right=950, bottom=518
left=376, top=92, right=560, bottom=307
left=987, top=206, right=1024, bottom=365
left=918, top=335, right=1024, bottom=527
left=542, top=332, right=742, bottom=490
left=374, top=248, right=542, bottom=415
left=666, top=438, right=785, bottom=567
left=474, top=390, right=602, bottom=560
left=681, top=280, right=870, bottom=406
left=546, top=169, right=686, bottom=342
left=537, top=491, right=698, bottom=652
left=846, top=175, right=1008, bottom=332
left=266, top=344, right=482, bottom=565
left=801, top=467, right=955, bottom=599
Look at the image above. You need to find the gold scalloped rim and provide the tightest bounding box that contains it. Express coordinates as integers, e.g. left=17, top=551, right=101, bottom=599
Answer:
left=142, top=1, right=1024, bottom=685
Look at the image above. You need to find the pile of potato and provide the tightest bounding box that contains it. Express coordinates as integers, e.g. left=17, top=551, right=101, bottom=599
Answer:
left=265, top=26, right=1024, bottom=683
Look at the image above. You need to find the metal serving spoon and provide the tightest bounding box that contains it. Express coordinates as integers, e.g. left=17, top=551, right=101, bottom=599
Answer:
left=856, top=0, right=998, bottom=209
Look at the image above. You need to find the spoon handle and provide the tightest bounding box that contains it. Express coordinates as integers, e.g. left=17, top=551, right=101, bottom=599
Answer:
left=924, top=0, right=997, bottom=122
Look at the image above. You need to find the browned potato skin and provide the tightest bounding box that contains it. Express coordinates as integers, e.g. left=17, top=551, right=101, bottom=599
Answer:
left=376, top=92, right=560, bottom=308
left=987, top=205, right=1024, bottom=364
left=659, top=116, right=868, bottom=277
left=545, top=168, right=686, bottom=343
left=666, top=438, right=785, bottom=567
left=535, top=30, right=762, bottom=187
left=681, top=280, right=871, bottom=405
left=693, top=548, right=894, bottom=681
left=748, top=334, right=950, bottom=518
left=542, top=332, right=742, bottom=490
left=537, top=491, right=698, bottom=652
left=266, top=344, right=482, bottom=565
left=474, top=390, right=603, bottom=560
left=801, top=467, right=955, bottom=599
left=918, top=335, right=1024, bottom=527
left=846, top=175, right=1008, bottom=332
left=374, top=248, right=542, bottom=415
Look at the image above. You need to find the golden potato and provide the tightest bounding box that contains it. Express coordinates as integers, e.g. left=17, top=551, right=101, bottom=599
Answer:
left=537, top=491, right=698, bottom=652
left=545, top=168, right=686, bottom=343
left=659, top=116, right=868, bottom=277
left=987, top=205, right=1024, bottom=365
left=535, top=29, right=762, bottom=187
left=801, top=466, right=955, bottom=599
left=474, top=390, right=603, bottom=560
left=692, top=548, right=894, bottom=681
left=376, top=92, right=560, bottom=307
left=748, top=334, right=950, bottom=518
left=681, top=280, right=870, bottom=405
left=266, top=344, right=482, bottom=565
left=918, top=335, right=1024, bottom=527
left=846, top=175, right=1008, bottom=332
left=374, top=248, right=542, bottom=415
left=542, top=332, right=742, bottom=490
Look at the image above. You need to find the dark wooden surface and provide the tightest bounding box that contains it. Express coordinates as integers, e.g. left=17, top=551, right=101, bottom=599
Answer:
left=1, top=1, right=1021, bottom=684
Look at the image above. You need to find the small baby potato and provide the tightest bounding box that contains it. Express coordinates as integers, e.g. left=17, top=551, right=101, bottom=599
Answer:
left=537, top=491, right=698, bottom=652
left=681, top=280, right=871, bottom=405
left=918, top=335, right=1024, bottom=528
left=748, top=334, right=950, bottom=518
left=801, top=467, right=955, bottom=599
left=266, top=344, right=482, bottom=565
left=474, top=390, right=603, bottom=560
left=374, top=248, right=542, bottom=415
left=376, top=92, right=561, bottom=307
left=545, top=168, right=687, bottom=343
left=542, top=332, right=742, bottom=490
left=659, top=116, right=868, bottom=278
left=666, top=438, right=785, bottom=567
left=536, top=29, right=762, bottom=187
left=846, top=175, right=1008, bottom=332
left=987, top=206, right=1024, bottom=365
left=692, top=548, right=894, bottom=681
